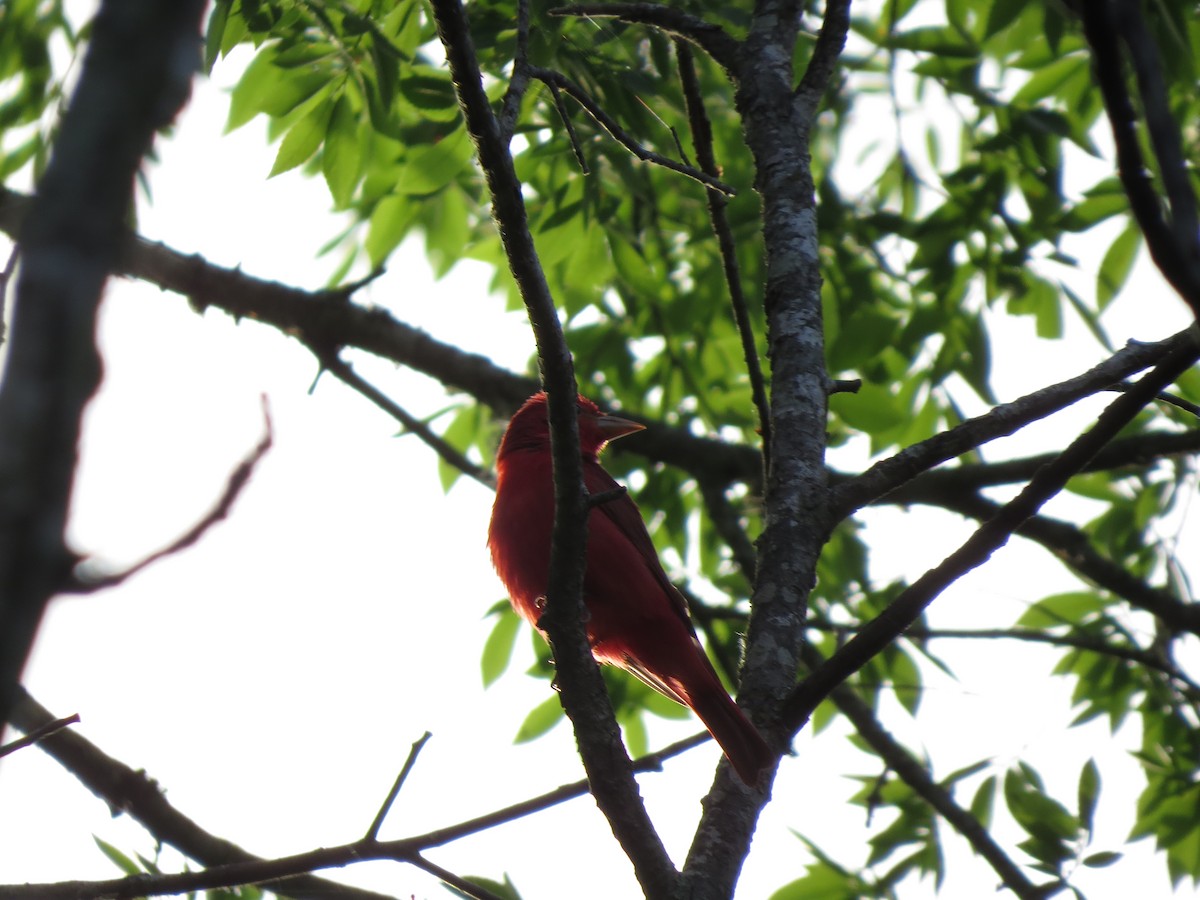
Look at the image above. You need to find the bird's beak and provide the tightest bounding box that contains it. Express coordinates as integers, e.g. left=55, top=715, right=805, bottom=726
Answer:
left=591, top=413, right=645, bottom=442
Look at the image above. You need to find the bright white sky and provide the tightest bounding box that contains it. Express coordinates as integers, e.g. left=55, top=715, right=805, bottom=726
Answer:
left=0, top=7, right=1197, bottom=900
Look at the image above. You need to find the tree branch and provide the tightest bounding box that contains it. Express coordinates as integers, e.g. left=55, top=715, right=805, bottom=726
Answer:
left=429, top=1, right=677, bottom=894
left=829, top=330, right=1195, bottom=520
left=0, top=0, right=208, bottom=730
left=527, top=66, right=735, bottom=194
left=898, top=488, right=1200, bottom=638
left=64, top=397, right=273, bottom=593
left=784, top=335, right=1200, bottom=738
left=806, top=646, right=1049, bottom=900
left=549, top=4, right=740, bottom=74
left=677, top=40, right=771, bottom=464
left=6, top=688, right=712, bottom=899
left=1079, top=1, right=1200, bottom=313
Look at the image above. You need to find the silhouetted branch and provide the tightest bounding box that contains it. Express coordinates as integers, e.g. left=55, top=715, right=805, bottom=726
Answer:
left=677, top=40, right=771, bottom=464
left=528, top=66, right=735, bottom=194
left=315, top=351, right=495, bottom=489
left=5, top=688, right=711, bottom=900
left=786, top=335, right=1200, bottom=737
left=830, top=331, right=1195, bottom=520
left=804, top=645, right=1049, bottom=900
left=429, top=1, right=677, bottom=894
left=66, top=397, right=274, bottom=593
left=0, top=0, right=208, bottom=730
left=1080, top=2, right=1200, bottom=314
left=549, top=4, right=740, bottom=73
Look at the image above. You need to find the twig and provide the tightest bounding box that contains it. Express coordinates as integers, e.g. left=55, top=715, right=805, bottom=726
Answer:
left=806, top=644, right=1049, bottom=900
left=407, top=854, right=508, bottom=900
left=785, top=334, right=1200, bottom=738
left=676, top=40, right=771, bottom=465
left=429, top=1, right=677, bottom=894
left=793, top=0, right=851, bottom=122
left=1107, top=382, right=1200, bottom=418
left=1113, top=1, right=1200, bottom=288
left=528, top=66, right=735, bottom=195
left=0, top=0, right=208, bottom=737
left=5, top=687, right=710, bottom=900
left=497, top=0, right=532, bottom=141
left=0, top=711, right=79, bottom=759
left=900, top=488, right=1200, bottom=638
left=549, top=4, right=740, bottom=74
left=316, top=351, right=495, bottom=489
left=547, top=78, right=590, bottom=173
left=829, top=330, right=1196, bottom=520
left=1079, top=3, right=1200, bottom=312
left=0, top=241, right=18, bottom=348
left=365, top=731, right=433, bottom=841
left=67, top=397, right=274, bottom=593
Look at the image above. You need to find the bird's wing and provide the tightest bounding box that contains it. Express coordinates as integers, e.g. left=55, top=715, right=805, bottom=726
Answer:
left=583, top=460, right=694, bottom=627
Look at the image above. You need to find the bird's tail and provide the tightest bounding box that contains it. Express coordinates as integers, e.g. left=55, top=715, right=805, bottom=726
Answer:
left=686, top=680, right=773, bottom=787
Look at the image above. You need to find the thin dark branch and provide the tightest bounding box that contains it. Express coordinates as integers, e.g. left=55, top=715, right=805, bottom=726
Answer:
left=0, top=187, right=763, bottom=492
left=6, top=687, right=396, bottom=900
left=902, top=489, right=1200, bottom=638
left=1079, top=2, right=1200, bottom=312
left=1108, top=382, right=1200, bottom=418
left=547, top=78, right=590, bottom=173
left=0, top=0, right=208, bottom=730
left=497, top=0, right=532, bottom=141
left=806, top=618, right=1200, bottom=697
left=677, top=40, right=771, bottom=465
left=66, top=397, right=273, bottom=593
left=528, top=66, right=735, bottom=195
left=365, top=731, right=433, bottom=841
left=884, top=427, right=1200, bottom=498
left=430, top=1, right=677, bottom=894
left=805, top=645, right=1050, bottom=900
left=317, top=351, right=495, bottom=489
left=1113, top=0, right=1200, bottom=284
left=406, top=855, right=508, bottom=900
left=785, top=335, right=1200, bottom=737
left=830, top=330, right=1194, bottom=520
left=549, top=4, right=740, bottom=74
left=0, top=711, right=79, bottom=759
left=5, top=687, right=710, bottom=900
left=793, top=0, right=851, bottom=121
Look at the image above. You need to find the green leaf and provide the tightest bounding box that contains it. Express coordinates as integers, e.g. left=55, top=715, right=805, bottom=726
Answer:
left=93, top=836, right=141, bottom=876
left=268, top=95, right=331, bottom=177
left=323, top=93, right=362, bottom=208
left=514, top=695, right=564, bottom=743
left=1079, top=758, right=1101, bottom=837
left=1016, top=591, right=1103, bottom=628
left=1097, top=223, right=1141, bottom=309
left=481, top=606, right=521, bottom=688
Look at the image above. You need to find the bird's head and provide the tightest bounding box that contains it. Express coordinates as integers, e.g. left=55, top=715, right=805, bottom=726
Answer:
left=498, top=392, right=644, bottom=460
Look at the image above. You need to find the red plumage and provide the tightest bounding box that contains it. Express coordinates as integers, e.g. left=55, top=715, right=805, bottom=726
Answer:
left=487, top=392, right=771, bottom=786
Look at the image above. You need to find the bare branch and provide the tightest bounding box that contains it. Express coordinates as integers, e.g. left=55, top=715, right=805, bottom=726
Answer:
left=67, top=397, right=273, bottom=593
left=528, top=66, right=735, bottom=195
left=316, top=351, right=495, bottom=489
left=549, top=4, right=740, bottom=74
left=6, top=687, right=710, bottom=899
left=1079, top=2, right=1200, bottom=312
left=429, top=0, right=677, bottom=894
left=785, top=335, right=1200, bottom=738
left=806, top=645, right=1050, bottom=900
left=677, top=40, right=771, bottom=464
left=366, top=731, right=433, bottom=841
left=829, top=330, right=1195, bottom=520
left=0, top=711, right=78, bottom=759
left=0, top=0, right=208, bottom=730
left=793, top=0, right=851, bottom=122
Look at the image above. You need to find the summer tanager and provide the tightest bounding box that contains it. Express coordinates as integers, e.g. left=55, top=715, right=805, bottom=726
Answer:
left=487, top=392, right=771, bottom=785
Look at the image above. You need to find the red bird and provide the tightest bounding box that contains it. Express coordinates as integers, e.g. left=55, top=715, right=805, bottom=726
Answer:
left=487, top=392, right=771, bottom=785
